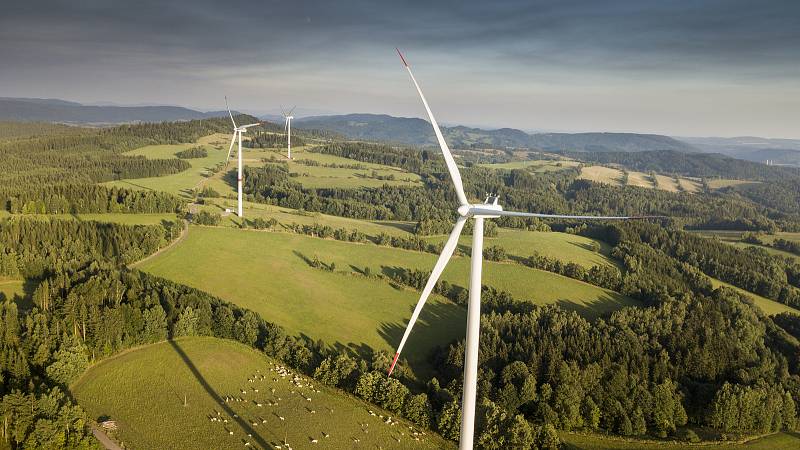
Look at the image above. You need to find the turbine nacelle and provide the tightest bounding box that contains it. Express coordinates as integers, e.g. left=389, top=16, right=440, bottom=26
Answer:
left=458, top=202, right=503, bottom=219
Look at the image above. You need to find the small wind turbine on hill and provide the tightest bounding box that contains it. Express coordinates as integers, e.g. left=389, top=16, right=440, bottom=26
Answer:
left=388, top=49, right=662, bottom=450
left=281, top=106, right=295, bottom=159
left=225, top=97, right=262, bottom=218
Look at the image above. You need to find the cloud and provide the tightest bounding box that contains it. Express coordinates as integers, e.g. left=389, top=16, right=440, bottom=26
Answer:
left=0, top=0, right=798, bottom=137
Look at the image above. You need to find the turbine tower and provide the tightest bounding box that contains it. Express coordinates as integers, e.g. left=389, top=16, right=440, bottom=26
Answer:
left=225, top=97, right=262, bottom=218
left=281, top=106, right=296, bottom=159
left=389, top=49, right=660, bottom=450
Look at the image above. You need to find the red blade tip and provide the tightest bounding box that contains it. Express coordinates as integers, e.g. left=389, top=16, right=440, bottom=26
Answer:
left=396, top=48, right=408, bottom=67
left=387, top=352, right=401, bottom=377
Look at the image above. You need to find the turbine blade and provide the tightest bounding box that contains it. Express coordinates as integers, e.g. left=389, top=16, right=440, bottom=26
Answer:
left=397, top=48, right=469, bottom=206
left=226, top=132, right=236, bottom=161
left=288, top=106, right=296, bottom=116
left=471, top=209, right=665, bottom=220
left=388, top=216, right=467, bottom=377
left=225, top=96, right=237, bottom=128
left=240, top=123, right=262, bottom=129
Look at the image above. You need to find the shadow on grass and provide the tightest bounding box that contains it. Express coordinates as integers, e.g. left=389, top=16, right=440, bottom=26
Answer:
left=168, top=339, right=275, bottom=449
left=376, top=297, right=466, bottom=379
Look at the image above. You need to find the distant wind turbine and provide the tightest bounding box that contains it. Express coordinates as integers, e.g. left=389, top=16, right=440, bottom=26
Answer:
left=225, top=97, right=262, bottom=218
left=388, top=49, right=662, bottom=450
left=281, top=106, right=296, bottom=159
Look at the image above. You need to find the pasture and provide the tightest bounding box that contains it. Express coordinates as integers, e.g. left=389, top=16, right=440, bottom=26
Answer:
left=424, top=229, right=616, bottom=268
left=104, top=134, right=230, bottom=197
left=138, top=226, right=636, bottom=374
left=72, top=337, right=450, bottom=450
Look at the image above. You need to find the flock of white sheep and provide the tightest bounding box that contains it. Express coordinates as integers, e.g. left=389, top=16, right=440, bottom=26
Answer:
left=203, top=362, right=428, bottom=449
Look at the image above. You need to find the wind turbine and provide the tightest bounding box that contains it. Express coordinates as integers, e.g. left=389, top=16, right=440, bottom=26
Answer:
left=225, top=97, right=262, bottom=218
left=281, top=106, right=296, bottom=159
left=389, top=49, right=661, bottom=450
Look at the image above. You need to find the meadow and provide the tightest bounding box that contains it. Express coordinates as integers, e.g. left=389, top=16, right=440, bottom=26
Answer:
left=72, top=337, right=451, bottom=450
left=104, top=134, right=230, bottom=197
left=424, top=228, right=617, bottom=268
left=0, top=278, right=24, bottom=302
left=138, top=226, right=636, bottom=374
left=709, top=278, right=799, bottom=316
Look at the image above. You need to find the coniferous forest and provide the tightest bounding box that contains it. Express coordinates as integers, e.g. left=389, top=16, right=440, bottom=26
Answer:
left=2, top=119, right=800, bottom=448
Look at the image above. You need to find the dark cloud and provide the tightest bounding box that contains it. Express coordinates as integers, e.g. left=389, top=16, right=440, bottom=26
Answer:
left=0, top=0, right=798, bottom=136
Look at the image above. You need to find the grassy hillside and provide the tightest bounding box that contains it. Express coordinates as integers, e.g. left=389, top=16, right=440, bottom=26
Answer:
left=139, top=226, right=636, bottom=373
left=425, top=229, right=616, bottom=268
left=72, top=337, right=450, bottom=450
left=104, top=134, right=230, bottom=196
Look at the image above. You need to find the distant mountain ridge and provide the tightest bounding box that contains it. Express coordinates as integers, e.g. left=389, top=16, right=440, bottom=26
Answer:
left=0, top=97, right=227, bottom=124
left=295, top=113, right=696, bottom=153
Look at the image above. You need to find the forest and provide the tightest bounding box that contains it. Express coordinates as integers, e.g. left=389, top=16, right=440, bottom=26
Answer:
left=2, top=120, right=800, bottom=448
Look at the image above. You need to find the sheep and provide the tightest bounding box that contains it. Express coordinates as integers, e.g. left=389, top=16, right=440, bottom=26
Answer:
left=310, top=438, right=318, bottom=444
left=322, top=432, right=329, bottom=438
left=278, top=416, right=285, bottom=421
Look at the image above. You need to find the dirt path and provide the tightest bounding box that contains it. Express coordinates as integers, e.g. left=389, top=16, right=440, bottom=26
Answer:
left=128, top=219, right=189, bottom=269
left=91, top=425, right=124, bottom=450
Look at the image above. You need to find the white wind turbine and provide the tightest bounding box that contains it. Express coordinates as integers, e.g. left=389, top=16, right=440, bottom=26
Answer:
left=281, top=106, right=296, bottom=159
left=225, top=97, right=262, bottom=218
left=388, top=49, right=661, bottom=450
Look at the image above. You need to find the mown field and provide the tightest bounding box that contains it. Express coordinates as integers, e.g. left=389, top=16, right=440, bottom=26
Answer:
left=577, top=166, right=702, bottom=192
left=138, top=226, right=637, bottom=374
left=561, top=431, right=800, bottom=449
left=72, top=337, right=451, bottom=450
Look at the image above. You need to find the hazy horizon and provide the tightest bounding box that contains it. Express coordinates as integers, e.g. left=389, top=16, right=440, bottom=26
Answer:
left=1, top=0, right=798, bottom=139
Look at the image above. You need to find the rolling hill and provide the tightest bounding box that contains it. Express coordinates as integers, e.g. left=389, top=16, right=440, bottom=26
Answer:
left=0, top=97, right=228, bottom=124
left=296, top=113, right=696, bottom=152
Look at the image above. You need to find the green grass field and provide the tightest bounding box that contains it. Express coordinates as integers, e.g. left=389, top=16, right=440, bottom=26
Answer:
left=480, top=159, right=580, bottom=172
left=72, top=337, right=450, bottom=450
left=561, top=431, right=800, bottom=449
left=0, top=278, right=24, bottom=301
left=709, top=278, right=799, bottom=316
left=200, top=199, right=414, bottom=237
left=138, top=227, right=636, bottom=375
left=706, top=179, right=760, bottom=190
left=104, top=134, right=230, bottom=197
left=425, top=229, right=616, bottom=268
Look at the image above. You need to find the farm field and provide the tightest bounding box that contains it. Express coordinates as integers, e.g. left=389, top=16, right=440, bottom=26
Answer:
left=706, top=179, right=760, bottom=190
left=561, top=431, right=800, bottom=449
left=626, top=170, right=655, bottom=188
left=72, top=337, right=450, bottom=450
left=104, top=134, right=230, bottom=197
left=139, top=227, right=636, bottom=373
left=577, top=166, right=625, bottom=185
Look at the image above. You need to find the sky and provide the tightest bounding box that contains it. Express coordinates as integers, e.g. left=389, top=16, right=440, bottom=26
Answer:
left=1, top=0, right=798, bottom=138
